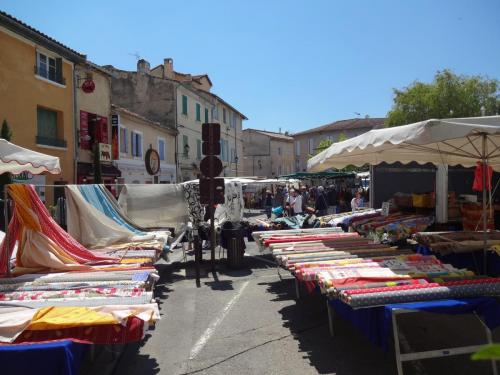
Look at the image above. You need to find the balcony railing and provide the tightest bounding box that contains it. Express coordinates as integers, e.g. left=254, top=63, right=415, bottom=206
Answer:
left=36, top=136, right=67, bottom=148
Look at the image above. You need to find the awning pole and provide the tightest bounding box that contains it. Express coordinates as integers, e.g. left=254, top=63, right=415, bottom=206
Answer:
left=3, top=185, right=10, bottom=277
left=482, top=134, right=488, bottom=275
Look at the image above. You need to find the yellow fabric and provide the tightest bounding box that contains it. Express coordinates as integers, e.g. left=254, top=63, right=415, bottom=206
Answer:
left=27, top=306, right=119, bottom=331
left=120, top=258, right=152, bottom=264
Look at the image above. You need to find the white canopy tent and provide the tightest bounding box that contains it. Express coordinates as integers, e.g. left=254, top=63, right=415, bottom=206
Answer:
left=0, top=139, right=61, bottom=175
left=308, top=116, right=500, bottom=272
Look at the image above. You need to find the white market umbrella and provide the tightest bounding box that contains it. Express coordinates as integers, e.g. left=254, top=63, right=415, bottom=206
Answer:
left=0, top=139, right=61, bottom=175
left=308, top=115, right=500, bottom=273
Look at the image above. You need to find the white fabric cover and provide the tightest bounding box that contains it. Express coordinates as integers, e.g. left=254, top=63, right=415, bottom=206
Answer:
left=118, top=184, right=189, bottom=231
left=65, top=185, right=153, bottom=248
left=0, top=139, right=61, bottom=175
left=308, top=116, right=500, bottom=172
left=214, top=181, right=244, bottom=223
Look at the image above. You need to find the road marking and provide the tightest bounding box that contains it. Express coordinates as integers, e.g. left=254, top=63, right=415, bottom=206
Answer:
left=189, top=280, right=250, bottom=360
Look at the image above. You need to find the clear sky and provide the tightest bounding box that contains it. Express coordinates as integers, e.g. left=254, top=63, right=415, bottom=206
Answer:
left=1, top=0, right=499, bottom=133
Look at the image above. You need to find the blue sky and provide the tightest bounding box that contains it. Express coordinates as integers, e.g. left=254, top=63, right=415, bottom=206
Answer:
left=1, top=0, right=499, bottom=133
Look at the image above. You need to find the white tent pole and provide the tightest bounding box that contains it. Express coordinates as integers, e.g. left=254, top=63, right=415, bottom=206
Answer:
left=482, top=133, right=488, bottom=274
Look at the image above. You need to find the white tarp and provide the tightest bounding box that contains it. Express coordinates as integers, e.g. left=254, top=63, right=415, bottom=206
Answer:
left=214, top=181, right=244, bottom=223
left=308, top=116, right=500, bottom=172
left=118, top=184, right=189, bottom=231
left=0, top=139, right=61, bottom=175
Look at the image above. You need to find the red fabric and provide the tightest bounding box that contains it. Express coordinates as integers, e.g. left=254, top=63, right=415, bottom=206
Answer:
left=14, top=317, right=145, bottom=345
left=0, top=185, right=117, bottom=274
left=473, top=161, right=493, bottom=191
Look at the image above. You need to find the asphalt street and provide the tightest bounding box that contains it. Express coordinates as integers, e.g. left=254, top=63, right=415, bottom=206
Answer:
left=85, top=210, right=498, bottom=375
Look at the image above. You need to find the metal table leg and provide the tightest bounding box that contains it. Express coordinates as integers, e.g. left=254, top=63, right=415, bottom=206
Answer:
left=327, top=299, right=334, bottom=337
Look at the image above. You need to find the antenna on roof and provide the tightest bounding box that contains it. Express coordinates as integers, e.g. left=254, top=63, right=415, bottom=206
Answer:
left=128, top=52, right=141, bottom=60
left=354, top=112, right=361, bottom=117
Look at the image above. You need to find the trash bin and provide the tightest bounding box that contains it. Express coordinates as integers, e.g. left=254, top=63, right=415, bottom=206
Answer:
left=221, top=222, right=246, bottom=269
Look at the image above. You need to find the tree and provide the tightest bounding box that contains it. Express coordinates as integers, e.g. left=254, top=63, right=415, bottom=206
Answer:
left=1, top=119, right=12, bottom=141
left=316, top=139, right=333, bottom=153
left=338, top=132, right=348, bottom=142
left=386, top=70, right=500, bottom=127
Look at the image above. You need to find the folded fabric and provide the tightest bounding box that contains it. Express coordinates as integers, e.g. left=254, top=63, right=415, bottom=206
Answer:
left=0, top=303, right=160, bottom=343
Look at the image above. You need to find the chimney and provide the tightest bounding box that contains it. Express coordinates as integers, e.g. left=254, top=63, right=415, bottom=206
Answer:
left=164, top=58, right=174, bottom=79
left=137, top=59, right=150, bottom=74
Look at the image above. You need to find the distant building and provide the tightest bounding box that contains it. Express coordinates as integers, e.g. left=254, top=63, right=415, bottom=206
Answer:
left=293, top=117, right=385, bottom=172
left=0, top=11, right=86, bottom=203
left=105, top=58, right=246, bottom=182
left=242, top=129, right=294, bottom=178
left=111, top=105, right=177, bottom=184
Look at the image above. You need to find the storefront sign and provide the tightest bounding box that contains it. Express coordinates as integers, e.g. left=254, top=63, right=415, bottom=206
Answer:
left=111, top=114, right=119, bottom=125
left=145, top=148, right=160, bottom=175
left=99, top=143, right=112, bottom=163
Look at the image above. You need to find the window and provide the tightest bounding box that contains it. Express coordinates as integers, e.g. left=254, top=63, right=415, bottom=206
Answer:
left=205, top=108, right=209, bottom=123
left=212, top=106, right=219, bottom=120
left=295, top=141, right=300, bottom=156
left=183, top=135, right=189, bottom=158
left=131, top=131, right=143, bottom=157
left=195, top=103, right=201, bottom=121
left=182, top=95, right=188, bottom=116
left=278, top=166, right=282, bottom=176
left=119, top=127, right=128, bottom=153
left=197, top=139, right=201, bottom=160
left=37, top=107, right=66, bottom=147
left=220, top=139, right=228, bottom=161
left=295, top=159, right=300, bottom=172
left=223, top=108, right=227, bottom=123
left=158, top=138, right=166, bottom=160
left=36, top=51, right=63, bottom=84
left=308, top=138, right=314, bottom=154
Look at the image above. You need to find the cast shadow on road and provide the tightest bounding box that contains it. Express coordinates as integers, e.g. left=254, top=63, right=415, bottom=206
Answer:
left=261, top=277, right=396, bottom=375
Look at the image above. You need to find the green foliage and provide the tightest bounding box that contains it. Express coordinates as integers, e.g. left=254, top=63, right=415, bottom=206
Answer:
left=386, top=69, right=500, bottom=127
left=471, top=344, right=500, bottom=360
left=1, top=119, right=12, bottom=141
left=316, top=139, right=333, bottom=153
left=338, top=132, right=348, bottom=142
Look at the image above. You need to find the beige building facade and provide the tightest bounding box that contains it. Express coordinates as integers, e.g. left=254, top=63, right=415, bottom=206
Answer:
left=112, top=105, right=177, bottom=184
left=293, top=118, right=385, bottom=172
left=242, top=129, right=294, bottom=178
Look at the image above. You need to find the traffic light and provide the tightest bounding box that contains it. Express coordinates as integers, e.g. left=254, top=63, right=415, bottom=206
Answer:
left=202, top=123, right=221, bottom=156
left=199, top=123, right=225, bottom=205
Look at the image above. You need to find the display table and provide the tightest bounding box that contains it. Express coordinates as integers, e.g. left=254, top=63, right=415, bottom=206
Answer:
left=328, top=298, right=500, bottom=375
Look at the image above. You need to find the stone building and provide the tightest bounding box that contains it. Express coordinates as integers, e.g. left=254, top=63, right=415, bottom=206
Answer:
left=105, top=58, right=246, bottom=181
left=111, top=105, right=177, bottom=184
left=293, top=117, right=385, bottom=172
left=242, top=129, right=294, bottom=178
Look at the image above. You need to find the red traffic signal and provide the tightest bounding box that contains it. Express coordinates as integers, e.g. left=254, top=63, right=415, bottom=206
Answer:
left=202, top=123, right=221, bottom=156
left=199, top=177, right=225, bottom=205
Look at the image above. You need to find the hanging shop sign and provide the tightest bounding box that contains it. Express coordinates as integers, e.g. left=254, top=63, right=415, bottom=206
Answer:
left=81, top=79, right=95, bottom=93
left=111, top=122, right=119, bottom=160
left=145, top=148, right=160, bottom=175
left=99, top=143, right=112, bottom=163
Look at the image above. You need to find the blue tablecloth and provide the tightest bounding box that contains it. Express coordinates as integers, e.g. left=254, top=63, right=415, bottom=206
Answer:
left=0, top=339, right=89, bottom=375
left=330, top=297, right=500, bottom=350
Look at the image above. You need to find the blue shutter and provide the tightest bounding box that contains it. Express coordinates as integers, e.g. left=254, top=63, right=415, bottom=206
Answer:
left=204, top=108, right=209, bottom=123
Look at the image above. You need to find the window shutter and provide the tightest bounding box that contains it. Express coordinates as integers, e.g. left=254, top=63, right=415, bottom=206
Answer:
left=139, top=134, right=142, bottom=156
left=205, top=108, right=209, bottom=123
left=101, top=117, right=108, bottom=143
left=55, top=58, right=63, bottom=84
left=131, top=131, right=135, bottom=156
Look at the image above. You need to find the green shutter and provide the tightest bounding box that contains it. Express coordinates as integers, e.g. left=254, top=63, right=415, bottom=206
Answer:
left=182, top=95, right=188, bottom=115
left=196, top=103, right=201, bottom=121
left=204, top=108, right=209, bottom=123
